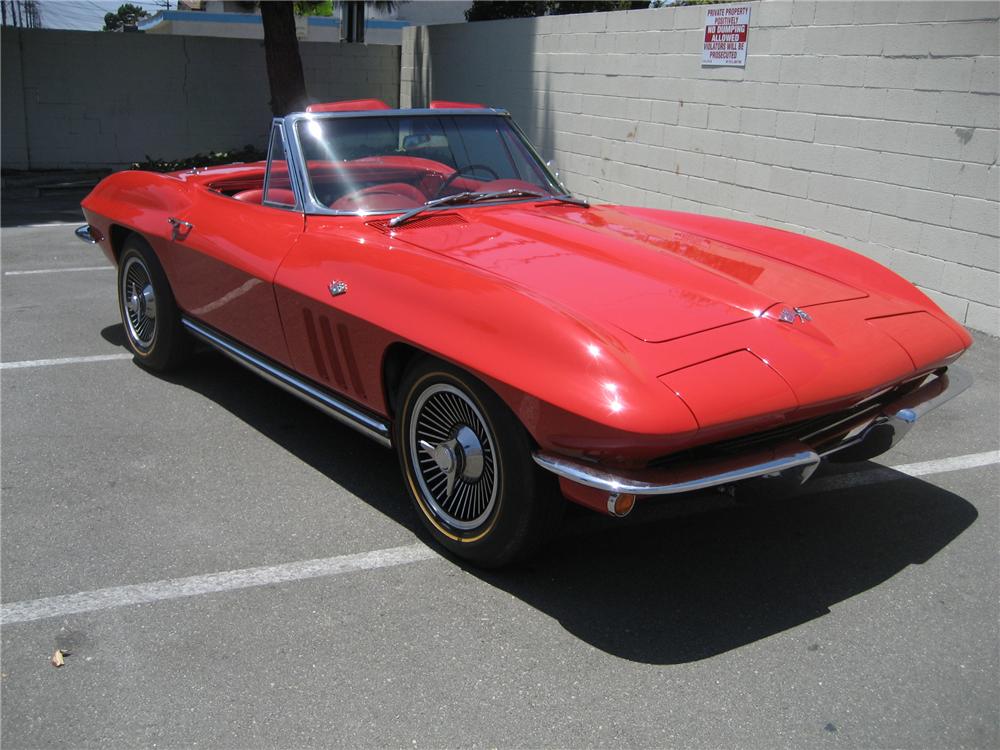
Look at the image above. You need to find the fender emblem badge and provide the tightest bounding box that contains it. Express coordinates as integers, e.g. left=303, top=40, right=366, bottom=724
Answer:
left=328, top=280, right=348, bottom=297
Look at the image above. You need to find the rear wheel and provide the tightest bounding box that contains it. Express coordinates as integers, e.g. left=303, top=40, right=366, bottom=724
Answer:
left=396, top=359, right=561, bottom=567
left=117, top=234, right=190, bottom=371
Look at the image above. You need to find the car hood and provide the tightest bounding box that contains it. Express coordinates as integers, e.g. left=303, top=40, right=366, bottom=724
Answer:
left=385, top=203, right=867, bottom=342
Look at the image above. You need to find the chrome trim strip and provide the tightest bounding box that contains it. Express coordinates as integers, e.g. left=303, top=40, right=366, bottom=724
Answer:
left=533, top=444, right=821, bottom=496
left=75, top=225, right=95, bottom=243
left=180, top=317, right=392, bottom=448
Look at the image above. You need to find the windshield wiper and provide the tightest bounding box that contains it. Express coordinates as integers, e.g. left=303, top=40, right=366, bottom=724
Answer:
left=469, top=188, right=590, bottom=208
left=388, top=192, right=477, bottom=227
left=388, top=188, right=589, bottom=228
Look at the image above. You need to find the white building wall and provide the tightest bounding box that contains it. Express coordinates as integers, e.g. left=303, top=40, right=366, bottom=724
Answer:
left=395, top=1, right=471, bottom=26
left=1, top=28, right=399, bottom=170
left=402, top=1, right=1000, bottom=335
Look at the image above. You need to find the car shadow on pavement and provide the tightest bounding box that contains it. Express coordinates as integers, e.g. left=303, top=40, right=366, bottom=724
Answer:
left=141, top=344, right=979, bottom=666
left=479, top=477, right=977, bottom=664
left=100, top=323, right=128, bottom=347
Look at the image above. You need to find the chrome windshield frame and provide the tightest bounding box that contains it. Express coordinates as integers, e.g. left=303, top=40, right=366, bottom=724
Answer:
left=280, top=108, right=574, bottom=217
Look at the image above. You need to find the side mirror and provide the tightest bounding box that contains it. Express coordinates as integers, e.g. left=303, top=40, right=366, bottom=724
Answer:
left=546, top=160, right=568, bottom=192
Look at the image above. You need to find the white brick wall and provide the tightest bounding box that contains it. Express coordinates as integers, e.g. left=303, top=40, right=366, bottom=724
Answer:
left=401, top=0, right=1000, bottom=335
left=1, top=28, right=399, bottom=169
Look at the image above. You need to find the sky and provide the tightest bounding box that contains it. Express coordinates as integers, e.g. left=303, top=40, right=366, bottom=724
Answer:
left=34, top=1, right=170, bottom=31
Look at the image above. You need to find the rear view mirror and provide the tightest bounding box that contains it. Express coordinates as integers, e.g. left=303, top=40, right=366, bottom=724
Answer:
left=403, top=134, right=431, bottom=150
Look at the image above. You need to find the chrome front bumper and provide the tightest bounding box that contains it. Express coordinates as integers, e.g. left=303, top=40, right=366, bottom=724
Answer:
left=532, top=365, right=973, bottom=497
left=75, top=224, right=96, bottom=243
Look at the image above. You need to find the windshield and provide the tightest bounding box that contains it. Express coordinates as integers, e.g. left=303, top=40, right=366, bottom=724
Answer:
left=295, top=114, right=562, bottom=214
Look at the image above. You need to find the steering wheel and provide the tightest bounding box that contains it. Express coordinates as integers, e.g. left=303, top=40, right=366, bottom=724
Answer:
left=434, top=163, right=500, bottom=197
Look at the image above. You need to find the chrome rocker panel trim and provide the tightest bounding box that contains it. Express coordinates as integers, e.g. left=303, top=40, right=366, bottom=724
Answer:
left=533, top=365, right=972, bottom=497
left=181, top=317, right=392, bottom=448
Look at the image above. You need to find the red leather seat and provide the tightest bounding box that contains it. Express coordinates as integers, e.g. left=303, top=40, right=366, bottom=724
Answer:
left=232, top=188, right=297, bottom=205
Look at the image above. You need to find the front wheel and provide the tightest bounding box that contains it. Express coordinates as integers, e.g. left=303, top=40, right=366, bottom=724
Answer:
left=117, top=233, right=190, bottom=371
left=396, top=360, right=561, bottom=567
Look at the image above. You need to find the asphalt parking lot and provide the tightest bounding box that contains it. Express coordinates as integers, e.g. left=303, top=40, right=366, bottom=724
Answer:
left=2, top=195, right=998, bottom=749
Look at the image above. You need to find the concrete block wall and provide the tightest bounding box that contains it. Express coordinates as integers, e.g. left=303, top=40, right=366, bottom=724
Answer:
left=1, top=28, right=399, bottom=170
left=401, top=1, right=1000, bottom=335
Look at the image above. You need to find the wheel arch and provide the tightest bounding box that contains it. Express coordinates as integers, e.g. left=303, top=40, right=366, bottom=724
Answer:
left=381, top=341, right=551, bottom=458
left=108, top=224, right=134, bottom=263
left=381, top=341, right=426, bottom=418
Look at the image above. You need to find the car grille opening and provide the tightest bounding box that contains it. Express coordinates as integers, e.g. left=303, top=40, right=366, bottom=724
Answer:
left=649, top=375, right=929, bottom=469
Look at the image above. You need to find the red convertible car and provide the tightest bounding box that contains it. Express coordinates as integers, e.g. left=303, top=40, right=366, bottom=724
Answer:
left=79, top=99, right=972, bottom=566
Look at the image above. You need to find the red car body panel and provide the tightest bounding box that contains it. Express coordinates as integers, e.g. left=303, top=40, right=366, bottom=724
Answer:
left=82, top=150, right=972, bottom=484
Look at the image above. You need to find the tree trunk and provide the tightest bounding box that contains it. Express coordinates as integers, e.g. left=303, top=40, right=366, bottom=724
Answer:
left=260, top=2, right=307, bottom=116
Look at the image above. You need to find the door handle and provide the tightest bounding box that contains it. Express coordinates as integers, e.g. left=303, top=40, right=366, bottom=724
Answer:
left=167, top=217, right=193, bottom=240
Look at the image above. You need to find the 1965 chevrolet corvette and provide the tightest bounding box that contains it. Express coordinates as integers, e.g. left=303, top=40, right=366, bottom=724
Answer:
left=79, top=99, right=972, bottom=566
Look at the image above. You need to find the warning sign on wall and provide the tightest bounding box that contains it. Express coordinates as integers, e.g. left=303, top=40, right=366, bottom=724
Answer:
left=702, top=5, right=750, bottom=67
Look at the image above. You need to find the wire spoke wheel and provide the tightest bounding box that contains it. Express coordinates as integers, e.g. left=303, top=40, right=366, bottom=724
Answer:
left=116, top=235, right=190, bottom=372
left=120, top=256, right=157, bottom=350
left=398, top=361, right=563, bottom=567
left=408, top=383, right=498, bottom=531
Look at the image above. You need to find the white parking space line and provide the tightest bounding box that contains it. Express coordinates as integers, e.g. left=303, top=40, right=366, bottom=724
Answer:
left=1, top=544, right=437, bottom=626
left=805, top=450, right=1000, bottom=493
left=1, top=450, right=996, bottom=626
left=1, top=353, right=133, bottom=370
left=4, top=222, right=86, bottom=229
left=892, top=451, right=1000, bottom=476
left=4, top=266, right=112, bottom=276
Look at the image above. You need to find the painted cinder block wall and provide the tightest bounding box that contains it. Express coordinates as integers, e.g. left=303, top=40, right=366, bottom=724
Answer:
left=1, top=27, right=400, bottom=170
left=401, top=1, right=999, bottom=335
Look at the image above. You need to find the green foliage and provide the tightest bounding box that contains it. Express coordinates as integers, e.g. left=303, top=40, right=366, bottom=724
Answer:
left=466, top=0, right=646, bottom=22
left=102, top=3, right=149, bottom=31
left=130, top=145, right=266, bottom=173
left=294, top=1, right=334, bottom=16
left=465, top=1, right=545, bottom=21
